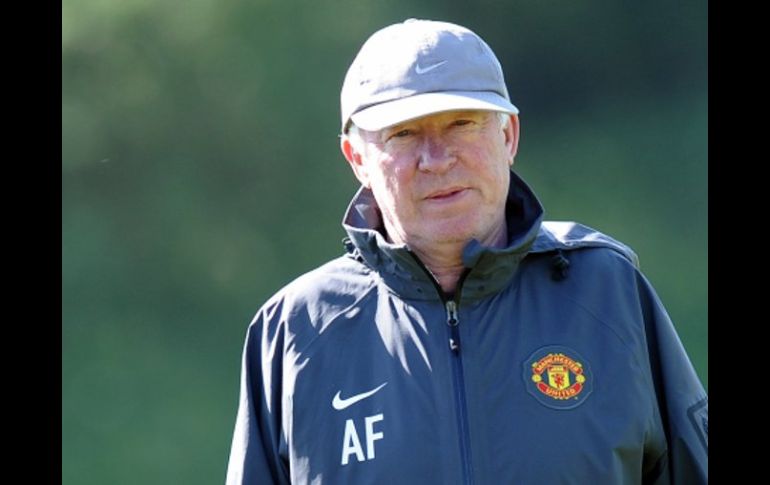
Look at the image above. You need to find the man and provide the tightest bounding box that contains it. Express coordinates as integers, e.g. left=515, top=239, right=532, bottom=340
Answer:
left=226, top=19, right=707, bottom=484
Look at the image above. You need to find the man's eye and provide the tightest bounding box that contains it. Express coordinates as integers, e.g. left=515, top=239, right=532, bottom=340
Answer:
left=452, top=119, right=473, bottom=127
left=390, top=129, right=412, bottom=139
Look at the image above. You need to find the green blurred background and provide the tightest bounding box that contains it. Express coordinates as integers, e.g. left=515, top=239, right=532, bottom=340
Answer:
left=62, top=0, right=707, bottom=483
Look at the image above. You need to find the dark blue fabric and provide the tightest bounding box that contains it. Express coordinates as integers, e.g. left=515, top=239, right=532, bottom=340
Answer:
left=226, top=172, right=707, bottom=484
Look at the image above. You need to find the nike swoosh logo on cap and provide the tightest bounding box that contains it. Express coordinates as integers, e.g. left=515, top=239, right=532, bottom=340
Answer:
left=332, top=382, right=388, bottom=410
left=415, top=60, right=448, bottom=74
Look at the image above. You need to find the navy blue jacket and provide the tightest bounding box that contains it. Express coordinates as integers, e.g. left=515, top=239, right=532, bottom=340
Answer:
left=226, top=172, right=708, bottom=484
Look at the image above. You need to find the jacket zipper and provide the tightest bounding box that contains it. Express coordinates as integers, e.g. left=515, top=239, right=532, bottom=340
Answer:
left=407, top=253, right=474, bottom=484
left=445, top=299, right=474, bottom=485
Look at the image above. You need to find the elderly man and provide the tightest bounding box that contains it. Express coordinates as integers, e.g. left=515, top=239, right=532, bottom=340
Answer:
left=226, top=19, right=707, bottom=485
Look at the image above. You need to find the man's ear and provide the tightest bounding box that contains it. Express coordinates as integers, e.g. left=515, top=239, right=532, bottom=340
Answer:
left=340, top=134, right=370, bottom=188
left=503, top=114, right=520, bottom=166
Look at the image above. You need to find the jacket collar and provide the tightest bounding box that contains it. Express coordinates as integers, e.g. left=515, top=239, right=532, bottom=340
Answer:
left=342, top=171, right=545, bottom=301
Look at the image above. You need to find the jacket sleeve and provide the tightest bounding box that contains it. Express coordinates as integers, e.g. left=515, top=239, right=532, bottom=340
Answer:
left=637, top=271, right=708, bottom=485
left=226, top=309, right=290, bottom=485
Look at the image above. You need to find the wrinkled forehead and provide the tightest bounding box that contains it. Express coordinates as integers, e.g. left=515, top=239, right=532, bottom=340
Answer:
left=361, top=109, right=500, bottom=135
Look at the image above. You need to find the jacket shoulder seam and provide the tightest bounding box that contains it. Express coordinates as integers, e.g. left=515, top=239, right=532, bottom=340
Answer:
left=548, top=282, right=647, bottom=376
left=291, top=279, right=379, bottom=356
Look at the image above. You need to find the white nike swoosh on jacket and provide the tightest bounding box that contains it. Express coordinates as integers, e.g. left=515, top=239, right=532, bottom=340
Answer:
left=332, top=382, right=388, bottom=410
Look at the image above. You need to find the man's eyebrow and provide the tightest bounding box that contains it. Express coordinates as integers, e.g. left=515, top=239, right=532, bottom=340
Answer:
left=448, top=110, right=488, bottom=119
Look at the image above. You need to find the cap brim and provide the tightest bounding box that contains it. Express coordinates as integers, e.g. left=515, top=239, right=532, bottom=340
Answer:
left=349, top=91, right=519, bottom=132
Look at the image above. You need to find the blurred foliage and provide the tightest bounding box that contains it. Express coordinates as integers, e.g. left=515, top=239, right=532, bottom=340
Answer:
left=62, top=0, right=707, bottom=483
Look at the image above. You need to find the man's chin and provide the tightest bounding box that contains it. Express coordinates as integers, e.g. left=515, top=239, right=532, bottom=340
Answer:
left=410, top=225, right=479, bottom=246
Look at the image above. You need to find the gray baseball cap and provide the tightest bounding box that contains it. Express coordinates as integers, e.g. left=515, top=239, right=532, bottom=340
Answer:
left=340, top=19, right=519, bottom=133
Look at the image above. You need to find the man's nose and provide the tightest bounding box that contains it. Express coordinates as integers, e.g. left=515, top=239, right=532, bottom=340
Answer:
left=417, top=134, right=455, bottom=173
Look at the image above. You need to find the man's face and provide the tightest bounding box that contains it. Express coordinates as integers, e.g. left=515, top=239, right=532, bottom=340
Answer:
left=342, top=110, right=519, bottom=249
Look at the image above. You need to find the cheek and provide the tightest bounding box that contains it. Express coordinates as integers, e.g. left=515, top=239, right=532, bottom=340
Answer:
left=369, top=163, right=411, bottom=212
left=377, top=161, right=412, bottom=196
left=471, top=145, right=509, bottom=178
left=473, top=151, right=511, bottom=202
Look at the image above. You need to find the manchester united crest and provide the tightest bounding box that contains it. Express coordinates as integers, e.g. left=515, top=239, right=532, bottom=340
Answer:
left=523, top=346, right=593, bottom=410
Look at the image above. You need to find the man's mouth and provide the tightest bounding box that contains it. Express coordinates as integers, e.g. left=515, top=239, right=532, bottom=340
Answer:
left=427, top=187, right=467, bottom=200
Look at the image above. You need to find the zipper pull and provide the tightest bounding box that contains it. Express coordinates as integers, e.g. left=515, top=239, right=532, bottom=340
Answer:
left=446, top=300, right=461, bottom=353
left=446, top=300, right=459, bottom=327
